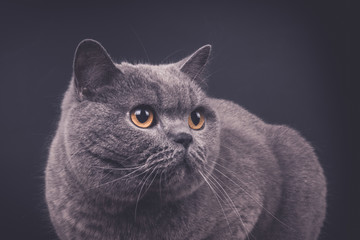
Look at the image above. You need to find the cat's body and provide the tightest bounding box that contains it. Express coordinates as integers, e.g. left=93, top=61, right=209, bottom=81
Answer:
left=45, top=40, right=326, bottom=240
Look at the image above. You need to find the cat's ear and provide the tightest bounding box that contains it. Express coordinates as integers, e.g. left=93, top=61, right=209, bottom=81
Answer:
left=73, top=39, right=122, bottom=100
left=176, top=45, right=211, bottom=86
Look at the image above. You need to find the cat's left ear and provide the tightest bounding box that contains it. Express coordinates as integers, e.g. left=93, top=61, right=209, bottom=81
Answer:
left=176, top=45, right=211, bottom=86
left=73, top=39, right=122, bottom=100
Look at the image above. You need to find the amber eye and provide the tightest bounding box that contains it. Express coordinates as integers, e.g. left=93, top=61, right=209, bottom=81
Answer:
left=188, top=110, right=205, bottom=130
left=130, top=106, right=154, bottom=128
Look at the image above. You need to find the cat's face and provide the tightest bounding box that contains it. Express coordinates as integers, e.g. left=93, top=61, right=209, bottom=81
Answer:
left=63, top=40, right=220, bottom=201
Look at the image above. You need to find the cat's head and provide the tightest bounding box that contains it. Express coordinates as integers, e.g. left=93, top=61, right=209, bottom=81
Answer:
left=63, top=39, right=220, bottom=201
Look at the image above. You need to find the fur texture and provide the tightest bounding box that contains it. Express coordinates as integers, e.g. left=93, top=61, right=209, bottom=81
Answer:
left=45, top=40, right=326, bottom=240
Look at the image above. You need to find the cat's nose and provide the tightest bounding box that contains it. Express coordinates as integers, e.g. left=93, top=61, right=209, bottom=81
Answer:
left=173, top=132, right=193, bottom=148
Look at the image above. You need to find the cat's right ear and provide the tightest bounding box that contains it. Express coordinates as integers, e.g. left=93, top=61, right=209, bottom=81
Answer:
left=73, top=39, right=122, bottom=101
left=175, top=45, right=212, bottom=88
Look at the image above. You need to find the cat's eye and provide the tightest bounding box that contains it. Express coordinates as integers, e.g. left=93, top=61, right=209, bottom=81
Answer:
left=130, top=106, right=155, bottom=128
left=188, top=109, right=205, bottom=130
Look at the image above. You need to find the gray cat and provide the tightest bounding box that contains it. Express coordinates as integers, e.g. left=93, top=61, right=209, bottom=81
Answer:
left=45, top=39, right=326, bottom=240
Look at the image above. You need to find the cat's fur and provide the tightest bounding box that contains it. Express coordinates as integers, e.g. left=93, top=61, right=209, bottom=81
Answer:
left=45, top=39, right=326, bottom=240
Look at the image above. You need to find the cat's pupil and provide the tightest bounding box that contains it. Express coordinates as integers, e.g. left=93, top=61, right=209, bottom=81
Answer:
left=191, top=111, right=201, bottom=126
left=135, top=109, right=150, bottom=123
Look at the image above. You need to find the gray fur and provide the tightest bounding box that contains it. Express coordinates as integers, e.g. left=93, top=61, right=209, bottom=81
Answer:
left=45, top=39, right=326, bottom=240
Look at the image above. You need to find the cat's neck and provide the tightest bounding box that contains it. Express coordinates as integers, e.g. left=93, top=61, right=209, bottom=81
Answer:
left=67, top=175, right=207, bottom=219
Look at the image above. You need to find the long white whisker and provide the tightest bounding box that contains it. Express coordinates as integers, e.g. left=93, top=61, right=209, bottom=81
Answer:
left=198, top=170, right=232, bottom=233
left=134, top=168, right=156, bottom=221
left=142, top=169, right=159, bottom=197
left=160, top=48, right=184, bottom=63
left=159, top=169, right=165, bottom=203
left=208, top=158, right=259, bottom=200
left=130, top=26, right=150, bottom=62
left=93, top=165, right=144, bottom=171
left=209, top=158, right=294, bottom=231
left=86, top=166, right=151, bottom=191
left=205, top=170, right=252, bottom=240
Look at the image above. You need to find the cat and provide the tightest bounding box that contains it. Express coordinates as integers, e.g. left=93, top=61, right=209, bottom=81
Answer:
left=45, top=39, right=327, bottom=240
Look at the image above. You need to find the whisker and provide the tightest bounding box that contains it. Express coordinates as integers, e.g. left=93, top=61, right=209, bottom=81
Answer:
left=93, top=165, right=144, bottom=171
left=89, top=131, right=127, bottom=159
left=198, top=170, right=232, bottom=233
left=142, top=169, right=159, bottom=197
left=201, top=67, right=225, bottom=82
left=208, top=158, right=294, bottom=231
left=145, top=150, right=173, bottom=165
left=189, top=152, right=205, bottom=167
left=86, top=166, right=151, bottom=191
left=134, top=168, right=156, bottom=221
left=130, top=26, right=150, bottom=62
left=192, top=151, right=206, bottom=163
left=159, top=169, right=165, bottom=203
left=68, top=141, right=97, bottom=159
left=160, top=48, right=184, bottom=64
left=195, top=148, right=206, bottom=161
left=208, top=158, right=261, bottom=201
left=205, top=169, right=252, bottom=240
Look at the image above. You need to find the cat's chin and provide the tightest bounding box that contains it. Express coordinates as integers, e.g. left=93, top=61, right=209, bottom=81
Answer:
left=149, top=164, right=205, bottom=201
left=97, top=168, right=201, bottom=203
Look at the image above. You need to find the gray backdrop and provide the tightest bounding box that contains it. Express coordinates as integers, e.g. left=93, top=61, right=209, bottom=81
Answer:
left=0, top=1, right=355, bottom=239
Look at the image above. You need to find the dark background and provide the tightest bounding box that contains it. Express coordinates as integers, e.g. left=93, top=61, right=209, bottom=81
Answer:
left=0, top=1, right=356, bottom=239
